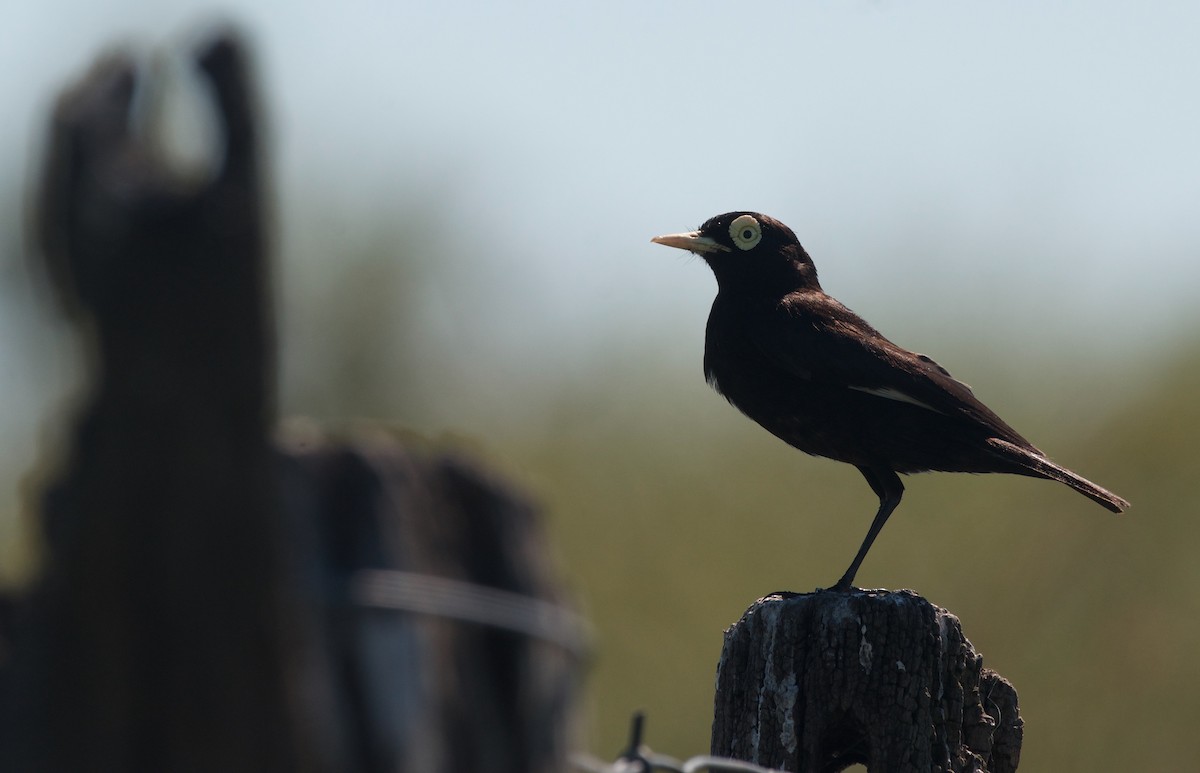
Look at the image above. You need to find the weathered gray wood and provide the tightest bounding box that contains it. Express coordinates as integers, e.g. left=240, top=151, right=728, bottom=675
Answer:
left=712, top=590, right=1022, bottom=773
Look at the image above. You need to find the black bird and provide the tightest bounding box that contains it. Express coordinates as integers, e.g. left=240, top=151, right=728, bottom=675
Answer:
left=652, top=211, right=1128, bottom=591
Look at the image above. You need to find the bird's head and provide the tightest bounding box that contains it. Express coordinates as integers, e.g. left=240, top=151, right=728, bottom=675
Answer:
left=651, top=211, right=820, bottom=294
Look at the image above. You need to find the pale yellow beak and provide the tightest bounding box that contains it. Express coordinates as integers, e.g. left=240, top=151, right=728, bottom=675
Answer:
left=650, top=231, right=730, bottom=254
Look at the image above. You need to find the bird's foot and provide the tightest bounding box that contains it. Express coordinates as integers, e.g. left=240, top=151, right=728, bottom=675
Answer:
left=826, top=576, right=856, bottom=593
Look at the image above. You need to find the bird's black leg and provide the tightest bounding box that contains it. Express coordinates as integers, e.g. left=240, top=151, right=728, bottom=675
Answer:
left=830, top=467, right=904, bottom=592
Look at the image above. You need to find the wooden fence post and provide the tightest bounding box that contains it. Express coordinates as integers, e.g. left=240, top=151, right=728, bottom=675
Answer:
left=712, top=590, right=1022, bottom=773
left=2, top=28, right=581, bottom=773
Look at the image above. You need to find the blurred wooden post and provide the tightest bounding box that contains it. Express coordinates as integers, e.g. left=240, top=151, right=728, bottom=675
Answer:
left=6, top=33, right=299, bottom=773
left=712, top=590, right=1022, bottom=773
left=2, top=28, right=580, bottom=773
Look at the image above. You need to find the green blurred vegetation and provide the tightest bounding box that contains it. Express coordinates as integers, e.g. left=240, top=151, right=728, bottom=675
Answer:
left=3, top=191, right=1197, bottom=771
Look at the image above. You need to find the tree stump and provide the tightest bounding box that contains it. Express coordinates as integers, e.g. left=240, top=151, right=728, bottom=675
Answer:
left=712, top=590, right=1022, bottom=773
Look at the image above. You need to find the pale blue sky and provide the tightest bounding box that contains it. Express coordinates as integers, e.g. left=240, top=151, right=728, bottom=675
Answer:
left=5, top=2, right=1199, bottom=339
left=2, top=1, right=1198, bottom=452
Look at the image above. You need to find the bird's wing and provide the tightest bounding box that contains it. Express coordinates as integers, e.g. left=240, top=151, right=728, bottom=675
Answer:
left=750, top=291, right=1032, bottom=446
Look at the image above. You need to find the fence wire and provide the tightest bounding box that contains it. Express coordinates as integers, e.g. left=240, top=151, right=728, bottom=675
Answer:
left=571, top=712, right=786, bottom=773
left=350, top=574, right=781, bottom=772
left=350, top=568, right=591, bottom=658
left=571, top=751, right=786, bottom=773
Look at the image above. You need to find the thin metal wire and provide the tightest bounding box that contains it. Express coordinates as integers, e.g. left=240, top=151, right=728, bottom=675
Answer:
left=680, top=756, right=788, bottom=773
left=570, top=751, right=786, bottom=773
left=571, top=753, right=649, bottom=773
left=349, top=568, right=592, bottom=658
left=571, top=711, right=788, bottom=773
left=351, top=575, right=783, bottom=773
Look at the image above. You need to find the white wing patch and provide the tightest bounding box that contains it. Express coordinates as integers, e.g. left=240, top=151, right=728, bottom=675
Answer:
left=849, top=385, right=944, bottom=414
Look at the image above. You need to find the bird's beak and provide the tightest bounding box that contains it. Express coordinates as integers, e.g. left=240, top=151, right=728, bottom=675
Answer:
left=651, top=231, right=731, bottom=254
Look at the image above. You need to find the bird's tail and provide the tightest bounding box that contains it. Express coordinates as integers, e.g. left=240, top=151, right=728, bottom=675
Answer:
left=987, top=438, right=1129, bottom=513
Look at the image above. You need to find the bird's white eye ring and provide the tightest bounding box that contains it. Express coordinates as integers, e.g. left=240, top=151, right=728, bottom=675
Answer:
left=729, top=215, right=762, bottom=250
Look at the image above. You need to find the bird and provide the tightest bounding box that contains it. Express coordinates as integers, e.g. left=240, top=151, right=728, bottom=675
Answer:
left=651, top=211, right=1129, bottom=591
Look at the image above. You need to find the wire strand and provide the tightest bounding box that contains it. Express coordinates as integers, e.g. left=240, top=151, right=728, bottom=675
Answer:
left=349, top=568, right=591, bottom=658
left=570, top=751, right=787, bottom=773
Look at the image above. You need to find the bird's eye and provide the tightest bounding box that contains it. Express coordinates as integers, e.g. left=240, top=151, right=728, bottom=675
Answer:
left=729, top=215, right=762, bottom=251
